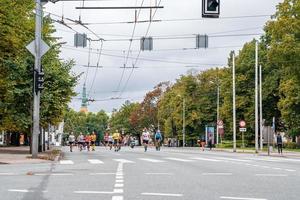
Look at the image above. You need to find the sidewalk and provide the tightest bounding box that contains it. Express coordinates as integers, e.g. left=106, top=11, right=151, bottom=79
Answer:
left=0, top=146, right=60, bottom=164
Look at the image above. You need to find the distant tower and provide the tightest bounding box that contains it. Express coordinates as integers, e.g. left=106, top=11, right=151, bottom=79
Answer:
left=80, top=84, right=88, bottom=113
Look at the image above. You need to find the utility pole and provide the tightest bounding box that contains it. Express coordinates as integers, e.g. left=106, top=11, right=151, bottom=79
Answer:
left=182, top=98, right=186, bottom=147
left=32, top=0, right=43, bottom=158
left=232, top=51, right=236, bottom=152
left=217, top=83, right=220, bottom=144
left=259, top=64, right=263, bottom=151
left=255, top=40, right=259, bottom=153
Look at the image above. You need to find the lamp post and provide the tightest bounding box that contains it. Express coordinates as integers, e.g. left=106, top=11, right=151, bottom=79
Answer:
left=210, top=80, right=220, bottom=144
left=177, top=95, right=186, bottom=147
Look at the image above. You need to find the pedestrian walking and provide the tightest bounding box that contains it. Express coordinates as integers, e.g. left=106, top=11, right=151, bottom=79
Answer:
left=90, top=132, right=97, bottom=151
left=277, top=133, right=283, bottom=154
left=208, top=135, right=213, bottom=150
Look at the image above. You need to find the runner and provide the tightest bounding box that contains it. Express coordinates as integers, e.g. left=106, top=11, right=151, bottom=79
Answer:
left=90, top=132, right=97, bottom=151
left=104, top=132, right=109, bottom=149
left=154, top=129, right=162, bottom=151
left=108, top=134, right=113, bottom=150
left=112, top=130, right=120, bottom=152
left=68, top=132, right=76, bottom=152
left=141, top=128, right=150, bottom=152
left=78, top=133, right=85, bottom=151
left=85, top=133, right=91, bottom=151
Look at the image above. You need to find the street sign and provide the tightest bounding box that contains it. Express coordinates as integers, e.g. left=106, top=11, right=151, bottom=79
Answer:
left=196, top=34, right=208, bottom=48
left=26, top=39, right=50, bottom=57
left=239, top=120, right=246, bottom=128
left=239, top=128, right=247, bottom=132
left=140, top=37, right=153, bottom=51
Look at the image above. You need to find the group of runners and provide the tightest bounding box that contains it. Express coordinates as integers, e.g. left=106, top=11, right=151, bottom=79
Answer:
left=68, top=132, right=97, bottom=152
left=68, top=128, right=163, bottom=152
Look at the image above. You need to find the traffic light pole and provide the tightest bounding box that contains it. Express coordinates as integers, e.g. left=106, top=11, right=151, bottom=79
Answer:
left=32, top=0, right=42, bottom=158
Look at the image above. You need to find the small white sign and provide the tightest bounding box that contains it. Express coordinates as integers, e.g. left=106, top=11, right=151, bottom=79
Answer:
left=239, top=128, right=247, bottom=132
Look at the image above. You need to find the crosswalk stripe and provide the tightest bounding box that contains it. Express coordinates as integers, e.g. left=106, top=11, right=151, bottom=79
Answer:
left=212, top=157, right=251, bottom=162
left=190, top=157, right=221, bottom=162
left=138, top=158, right=165, bottom=163
left=88, top=159, right=104, bottom=164
left=113, top=159, right=135, bottom=163
left=165, top=157, right=194, bottom=162
left=59, top=160, right=74, bottom=165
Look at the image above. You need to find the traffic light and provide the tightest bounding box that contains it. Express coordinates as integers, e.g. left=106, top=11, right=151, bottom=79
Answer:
left=202, top=0, right=220, bottom=18
left=34, top=68, right=44, bottom=94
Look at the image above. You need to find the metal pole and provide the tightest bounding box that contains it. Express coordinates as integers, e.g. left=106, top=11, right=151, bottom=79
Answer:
left=32, top=0, right=42, bottom=158
left=232, top=51, right=236, bottom=152
left=217, top=84, right=220, bottom=144
left=259, top=64, right=263, bottom=151
left=267, top=126, right=270, bottom=156
left=183, top=98, right=186, bottom=147
left=255, top=40, right=259, bottom=153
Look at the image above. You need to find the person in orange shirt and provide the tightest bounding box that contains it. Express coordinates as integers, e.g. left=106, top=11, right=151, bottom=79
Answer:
left=85, top=134, right=91, bottom=151
left=90, top=132, right=97, bottom=151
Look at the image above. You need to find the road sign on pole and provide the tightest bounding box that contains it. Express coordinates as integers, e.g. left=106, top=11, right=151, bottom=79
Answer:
left=239, top=120, right=246, bottom=128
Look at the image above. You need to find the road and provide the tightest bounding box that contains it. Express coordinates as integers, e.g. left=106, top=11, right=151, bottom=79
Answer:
left=0, top=146, right=300, bottom=200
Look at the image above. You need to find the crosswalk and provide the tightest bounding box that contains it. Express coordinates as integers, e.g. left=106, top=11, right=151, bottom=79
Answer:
left=59, top=156, right=296, bottom=165
left=57, top=156, right=297, bottom=172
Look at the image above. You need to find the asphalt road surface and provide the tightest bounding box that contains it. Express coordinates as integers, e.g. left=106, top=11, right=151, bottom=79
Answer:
left=1, top=146, right=300, bottom=200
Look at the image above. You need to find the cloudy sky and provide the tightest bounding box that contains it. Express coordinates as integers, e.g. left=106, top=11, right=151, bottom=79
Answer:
left=44, top=0, right=283, bottom=113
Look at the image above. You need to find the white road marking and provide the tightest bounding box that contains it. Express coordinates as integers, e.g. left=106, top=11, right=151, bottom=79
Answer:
left=145, top=173, right=173, bottom=175
left=138, top=158, right=165, bottom=163
left=141, top=192, right=183, bottom=197
left=88, top=159, right=104, bottom=164
left=8, top=189, right=34, bottom=193
left=113, top=159, right=134, bottom=163
left=74, top=191, right=114, bottom=194
left=0, top=173, right=15, bottom=175
left=116, top=180, right=124, bottom=183
left=190, top=157, right=221, bottom=162
left=272, top=167, right=282, bottom=170
left=285, top=169, right=296, bottom=172
left=90, top=173, right=116, bottom=175
left=114, top=184, right=124, bottom=187
left=113, top=189, right=123, bottom=193
left=255, top=174, right=288, bottom=177
left=112, top=196, right=123, bottom=200
left=116, top=175, right=123, bottom=179
left=202, top=173, right=232, bottom=176
left=214, top=157, right=251, bottom=162
left=34, top=173, right=73, bottom=176
left=220, top=196, right=267, bottom=200
left=59, top=160, right=74, bottom=165
left=165, top=157, right=194, bottom=162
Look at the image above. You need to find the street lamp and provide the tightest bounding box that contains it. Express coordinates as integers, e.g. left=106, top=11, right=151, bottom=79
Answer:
left=177, top=95, right=186, bottom=147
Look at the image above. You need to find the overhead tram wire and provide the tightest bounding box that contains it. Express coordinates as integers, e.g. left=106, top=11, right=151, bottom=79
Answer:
left=118, top=0, right=162, bottom=98
left=87, top=40, right=104, bottom=96
left=114, top=0, right=145, bottom=94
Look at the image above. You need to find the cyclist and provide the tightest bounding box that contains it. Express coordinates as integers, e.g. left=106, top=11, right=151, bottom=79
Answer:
left=141, top=128, right=150, bottom=152
left=154, top=129, right=162, bottom=151
left=90, top=132, right=97, bottom=151
left=68, top=132, right=75, bottom=152
left=112, top=130, right=120, bottom=152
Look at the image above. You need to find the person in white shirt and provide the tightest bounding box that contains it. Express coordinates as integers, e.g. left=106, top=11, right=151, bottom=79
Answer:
left=141, top=128, right=150, bottom=152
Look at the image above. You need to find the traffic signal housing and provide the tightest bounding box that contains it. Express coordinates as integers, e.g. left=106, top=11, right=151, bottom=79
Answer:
left=34, top=68, right=44, bottom=94
left=202, top=0, right=220, bottom=18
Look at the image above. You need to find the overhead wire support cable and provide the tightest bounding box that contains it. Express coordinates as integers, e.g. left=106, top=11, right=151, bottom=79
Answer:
left=76, top=6, right=164, bottom=9
left=118, top=0, right=162, bottom=98
left=114, top=0, right=145, bottom=94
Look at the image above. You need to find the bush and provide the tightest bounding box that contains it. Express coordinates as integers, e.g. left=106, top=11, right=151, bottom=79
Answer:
left=285, top=142, right=298, bottom=149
